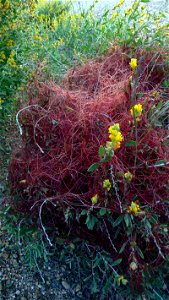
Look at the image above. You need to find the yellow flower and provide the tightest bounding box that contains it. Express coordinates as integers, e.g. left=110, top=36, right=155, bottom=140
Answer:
left=128, top=201, right=141, bottom=216
left=125, top=8, right=132, bottom=16
left=108, top=123, right=123, bottom=150
left=124, top=171, right=133, bottom=182
left=3, top=1, right=11, bottom=9
left=117, top=275, right=128, bottom=285
left=7, top=39, right=14, bottom=47
left=130, top=104, right=143, bottom=121
left=103, top=179, right=111, bottom=191
left=33, top=35, right=42, bottom=42
left=112, top=12, right=118, bottom=18
left=108, top=123, right=120, bottom=133
left=0, top=52, right=6, bottom=60
left=117, top=275, right=124, bottom=282
left=129, top=58, right=137, bottom=70
left=7, top=57, right=18, bottom=68
left=91, top=194, right=98, bottom=204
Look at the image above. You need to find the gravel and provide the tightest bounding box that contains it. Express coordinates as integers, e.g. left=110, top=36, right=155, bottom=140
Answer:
left=0, top=221, right=85, bottom=300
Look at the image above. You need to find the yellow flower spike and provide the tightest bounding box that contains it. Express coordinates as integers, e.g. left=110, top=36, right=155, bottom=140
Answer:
left=91, top=194, right=98, bottom=205
left=103, top=179, right=111, bottom=191
left=130, top=104, right=143, bottom=121
left=124, top=171, right=133, bottom=183
left=108, top=123, right=123, bottom=150
left=129, top=58, right=137, bottom=70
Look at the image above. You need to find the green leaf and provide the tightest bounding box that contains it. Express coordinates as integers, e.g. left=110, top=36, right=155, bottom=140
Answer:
left=98, top=145, right=105, bottom=158
left=125, top=140, right=137, bottom=147
left=87, top=162, right=99, bottom=172
left=154, top=159, right=167, bottom=166
left=122, top=279, right=128, bottom=285
left=152, top=119, right=162, bottom=127
left=81, top=209, right=88, bottom=216
left=162, top=80, right=169, bottom=88
left=141, top=0, right=150, bottom=2
left=150, top=214, right=158, bottom=224
left=137, top=93, right=144, bottom=98
left=136, top=247, right=144, bottom=259
left=124, top=214, right=130, bottom=227
left=111, top=258, right=122, bottom=266
left=86, top=214, right=98, bottom=230
left=113, top=215, right=123, bottom=227
left=91, top=278, right=98, bottom=293
left=119, top=241, right=128, bottom=254
left=99, top=208, right=107, bottom=216
left=145, top=219, right=152, bottom=230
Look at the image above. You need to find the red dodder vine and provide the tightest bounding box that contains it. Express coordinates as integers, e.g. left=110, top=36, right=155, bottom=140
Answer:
left=9, top=49, right=169, bottom=289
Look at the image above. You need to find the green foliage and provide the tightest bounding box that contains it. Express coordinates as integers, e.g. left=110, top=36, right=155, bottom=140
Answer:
left=58, top=239, right=169, bottom=299
left=0, top=205, right=52, bottom=269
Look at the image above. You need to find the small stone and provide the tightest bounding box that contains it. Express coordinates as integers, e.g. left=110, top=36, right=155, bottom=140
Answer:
left=38, top=284, right=42, bottom=289
left=62, top=280, right=70, bottom=290
left=13, top=260, right=18, bottom=267
left=2, top=252, right=9, bottom=260
left=56, top=274, right=60, bottom=280
left=75, top=284, right=81, bottom=292
left=15, top=290, right=20, bottom=295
